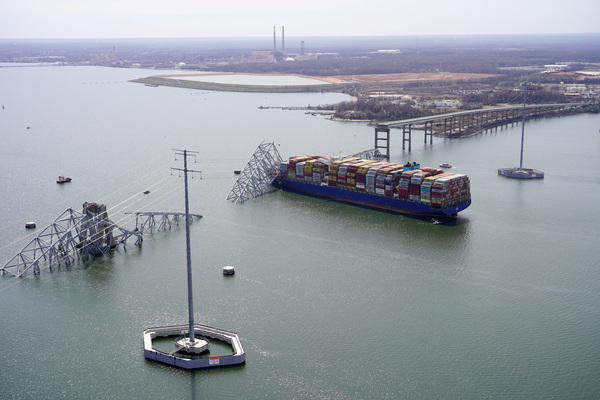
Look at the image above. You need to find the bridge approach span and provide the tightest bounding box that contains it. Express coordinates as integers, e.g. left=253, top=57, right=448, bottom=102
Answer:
left=374, top=102, right=592, bottom=157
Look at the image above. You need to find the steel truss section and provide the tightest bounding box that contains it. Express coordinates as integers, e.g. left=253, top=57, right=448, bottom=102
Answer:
left=125, top=212, right=202, bottom=234
left=350, top=148, right=386, bottom=161
left=1, top=203, right=142, bottom=277
left=226, top=141, right=283, bottom=203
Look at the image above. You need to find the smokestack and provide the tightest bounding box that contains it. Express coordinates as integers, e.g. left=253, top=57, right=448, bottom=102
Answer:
left=282, top=26, right=285, bottom=52
left=273, top=26, right=276, bottom=51
left=301, top=41, right=305, bottom=56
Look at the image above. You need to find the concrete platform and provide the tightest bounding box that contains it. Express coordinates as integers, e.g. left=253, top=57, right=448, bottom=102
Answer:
left=175, top=337, right=210, bottom=354
left=143, top=323, right=245, bottom=370
left=498, top=167, right=544, bottom=179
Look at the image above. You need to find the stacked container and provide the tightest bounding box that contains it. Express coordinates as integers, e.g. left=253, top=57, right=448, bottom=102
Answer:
left=346, top=164, right=356, bottom=190
left=279, top=161, right=288, bottom=177
left=337, top=163, right=348, bottom=189
left=279, top=155, right=470, bottom=209
left=328, top=157, right=358, bottom=188
left=303, top=159, right=314, bottom=182
left=286, top=156, right=319, bottom=181
left=431, top=173, right=471, bottom=208
left=421, top=177, right=434, bottom=204
left=364, top=162, right=387, bottom=194
left=304, top=159, right=315, bottom=183
left=312, top=158, right=330, bottom=185
left=374, top=165, right=397, bottom=196
left=379, top=166, right=403, bottom=197
left=409, top=171, right=430, bottom=201
left=355, top=162, right=373, bottom=192
left=398, top=169, right=419, bottom=199
left=295, top=162, right=306, bottom=182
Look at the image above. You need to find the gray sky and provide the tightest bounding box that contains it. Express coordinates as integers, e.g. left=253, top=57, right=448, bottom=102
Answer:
left=2, top=0, right=599, bottom=39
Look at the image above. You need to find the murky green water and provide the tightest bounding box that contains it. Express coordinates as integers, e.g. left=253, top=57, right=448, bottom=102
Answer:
left=1, top=65, right=599, bottom=399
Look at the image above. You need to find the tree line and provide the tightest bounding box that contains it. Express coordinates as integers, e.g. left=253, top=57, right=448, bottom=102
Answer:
left=332, top=99, right=434, bottom=121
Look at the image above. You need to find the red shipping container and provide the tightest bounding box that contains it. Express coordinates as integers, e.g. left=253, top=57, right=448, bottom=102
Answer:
left=397, top=188, right=409, bottom=198
left=409, top=183, right=421, bottom=194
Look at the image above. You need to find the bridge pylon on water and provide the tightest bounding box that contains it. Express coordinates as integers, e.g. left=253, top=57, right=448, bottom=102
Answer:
left=124, top=212, right=202, bottom=234
left=226, top=141, right=283, bottom=203
left=1, top=202, right=142, bottom=277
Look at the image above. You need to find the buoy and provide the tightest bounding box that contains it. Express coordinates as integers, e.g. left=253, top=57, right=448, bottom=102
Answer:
left=223, top=266, right=235, bottom=275
left=25, top=222, right=36, bottom=229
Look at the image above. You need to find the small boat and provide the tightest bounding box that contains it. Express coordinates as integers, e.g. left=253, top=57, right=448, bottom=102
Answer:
left=430, top=218, right=442, bottom=225
left=56, top=176, right=71, bottom=184
left=143, top=190, right=151, bottom=194
left=439, top=163, right=452, bottom=168
left=223, top=266, right=235, bottom=275
left=25, top=222, right=36, bottom=229
left=234, top=170, right=241, bottom=175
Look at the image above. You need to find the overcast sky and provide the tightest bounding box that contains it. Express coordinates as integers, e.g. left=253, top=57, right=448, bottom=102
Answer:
left=2, top=0, right=599, bottom=39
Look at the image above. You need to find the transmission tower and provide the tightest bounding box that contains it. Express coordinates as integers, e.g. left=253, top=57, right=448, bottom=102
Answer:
left=171, top=149, right=205, bottom=352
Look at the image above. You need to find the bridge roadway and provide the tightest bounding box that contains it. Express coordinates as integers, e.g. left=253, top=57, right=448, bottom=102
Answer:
left=374, top=102, right=592, bottom=156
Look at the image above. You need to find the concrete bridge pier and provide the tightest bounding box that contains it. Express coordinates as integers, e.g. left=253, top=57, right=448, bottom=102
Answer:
left=402, top=124, right=412, bottom=151
left=374, top=102, right=592, bottom=157
left=424, top=121, right=433, bottom=145
left=375, top=126, right=390, bottom=160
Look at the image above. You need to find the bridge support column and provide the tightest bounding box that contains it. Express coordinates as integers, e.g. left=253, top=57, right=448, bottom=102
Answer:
left=402, top=124, right=412, bottom=151
left=375, top=126, right=390, bottom=161
left=424, top=121, right=433, bottom=145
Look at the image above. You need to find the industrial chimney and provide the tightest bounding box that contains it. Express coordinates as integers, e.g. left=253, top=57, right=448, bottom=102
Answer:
left=282, top=26, right=285, bottom=52
left=273, top=26, right=276, bottom=51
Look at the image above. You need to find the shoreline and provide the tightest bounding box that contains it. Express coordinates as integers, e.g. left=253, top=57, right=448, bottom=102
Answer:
left=130, top=72, right=598, bottom=129
left=130, top=71, right=498, bottom=94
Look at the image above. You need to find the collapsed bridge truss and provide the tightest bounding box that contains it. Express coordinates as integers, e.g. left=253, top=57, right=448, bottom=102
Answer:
left=124, top=211, right=202, bottom=234
left=1, top=202, right=142, bottom=277
left=226, top=141, right=283, bottom=203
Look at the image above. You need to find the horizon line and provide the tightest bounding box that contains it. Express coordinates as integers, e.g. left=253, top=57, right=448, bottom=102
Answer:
left=2, top=32, right=600, bottom=41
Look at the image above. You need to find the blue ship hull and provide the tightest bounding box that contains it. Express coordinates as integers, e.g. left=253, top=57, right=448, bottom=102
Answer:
left=272, top=178, right=470, bottom=217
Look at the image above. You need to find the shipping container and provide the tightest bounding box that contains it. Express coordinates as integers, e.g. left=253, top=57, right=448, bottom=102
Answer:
left=273, top=155, right=471, bottom=216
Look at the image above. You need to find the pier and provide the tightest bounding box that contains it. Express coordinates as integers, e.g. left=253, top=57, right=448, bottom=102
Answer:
left=374, top=102, right=593, bottom=157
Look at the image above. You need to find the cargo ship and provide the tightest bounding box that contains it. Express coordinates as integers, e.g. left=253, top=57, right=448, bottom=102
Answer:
left=272, top=155, right=471, bottom=217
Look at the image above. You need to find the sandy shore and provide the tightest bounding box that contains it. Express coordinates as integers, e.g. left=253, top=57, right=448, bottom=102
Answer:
left=155, top=72, right=496, bottom=85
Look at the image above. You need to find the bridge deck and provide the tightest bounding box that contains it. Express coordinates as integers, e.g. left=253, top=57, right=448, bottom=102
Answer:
left=378, top=103, right=589, bottom=128
left=373, top=102, right=592, bottom=156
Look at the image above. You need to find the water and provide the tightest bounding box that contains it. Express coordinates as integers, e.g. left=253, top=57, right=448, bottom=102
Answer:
left=1, top=65, right=599, bottom=399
